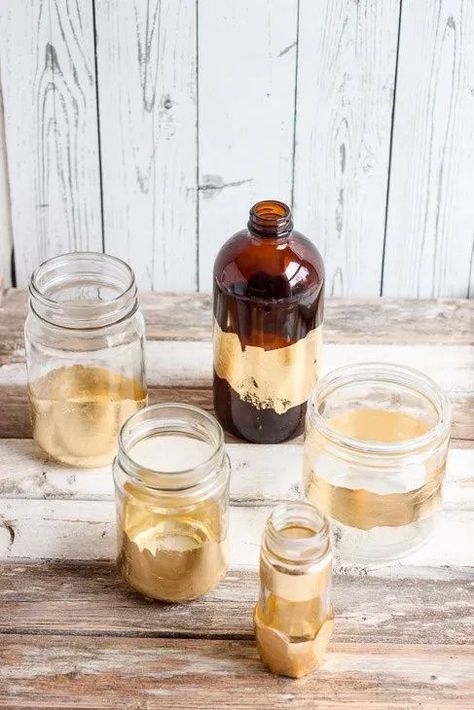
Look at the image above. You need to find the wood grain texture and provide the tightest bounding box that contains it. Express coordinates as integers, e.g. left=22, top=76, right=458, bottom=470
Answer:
left=1, top=290, right=472, bottom=348
left=0, top=82, right=12, bottom=288
left=0, top=635, right=472, bottom=709
left=0, top=440, right=471, bottom=510
left=96, top=0, right=198, bottom=290
left=293, top=0, right=400, bottom=296
left=0, top=562, right=472, bottom=644
left=197, top=0, right=298, bottom=290
left=0, top=497, right=472, bottom=571
left=384, top=0, right=474, bottom=298
left=0, top=0, right=102, bottom=287
left=0, top=335, right=472, bottom=439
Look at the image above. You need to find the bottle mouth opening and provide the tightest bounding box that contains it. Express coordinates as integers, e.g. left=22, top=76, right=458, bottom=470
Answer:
left=265, top=501, right=331, bottom=562
left=248, top=200, right=293, bottom=238
left=308, top=362, right=451, bottom=456
left=29, top=252, right=138, bottom=329
left=117, top=403, right=227, bottom=492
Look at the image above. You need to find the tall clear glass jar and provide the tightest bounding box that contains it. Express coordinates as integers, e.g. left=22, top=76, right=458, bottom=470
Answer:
left=304, top=363, right=451, bottom=563
left=114, top=403, right=230, bottom=602
left=25, top=252, right=147, bottom=467
left=253, top=501, right=334, bottom=678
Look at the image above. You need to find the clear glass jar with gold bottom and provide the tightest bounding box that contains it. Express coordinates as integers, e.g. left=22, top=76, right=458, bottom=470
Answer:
left=24, top=252, right=147, bottom=468
left=304, top=363, right=451, bottom=564
left=114, top=404, right=230, bottom=602
left=253, top=501, right=334, bottom=679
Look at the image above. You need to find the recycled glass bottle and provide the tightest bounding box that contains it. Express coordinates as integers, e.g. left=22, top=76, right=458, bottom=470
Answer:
left=213, top=200, right=324, bottom=443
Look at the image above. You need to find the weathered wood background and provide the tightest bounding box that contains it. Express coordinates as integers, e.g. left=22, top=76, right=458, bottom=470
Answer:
left=0, top=0, right=473, bottom=297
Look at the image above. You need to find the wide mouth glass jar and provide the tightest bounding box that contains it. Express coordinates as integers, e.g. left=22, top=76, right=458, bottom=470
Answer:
left=304, top=363, right=451, bottom=563
left=254, top=501, right=334, bottom=678
left=114, top=403, right=230, bottom=602
left=24, top=252, right=147, bottom=468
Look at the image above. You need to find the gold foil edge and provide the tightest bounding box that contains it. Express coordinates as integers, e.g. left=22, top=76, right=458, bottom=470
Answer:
left=260, top=557, right=332, bottom=602
left=254, top=605, right=334, bottom=678
left=304, top=461, right=445, bottom=530
left=213, top=319, right=322, bottom=414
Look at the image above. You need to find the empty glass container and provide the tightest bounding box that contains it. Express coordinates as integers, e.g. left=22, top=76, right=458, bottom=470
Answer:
left=25, top=252, right=147, bottom=467
left=114, top=403, right=230, bottom=602
left=304, top=363, right=451, bottom=563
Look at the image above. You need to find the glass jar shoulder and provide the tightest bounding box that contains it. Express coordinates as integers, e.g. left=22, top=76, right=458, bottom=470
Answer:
left=214, top=229, right=324, bottom=303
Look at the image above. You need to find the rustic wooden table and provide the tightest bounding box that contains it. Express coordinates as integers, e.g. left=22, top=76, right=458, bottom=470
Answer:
left=0, top=290, right=472, bottom=708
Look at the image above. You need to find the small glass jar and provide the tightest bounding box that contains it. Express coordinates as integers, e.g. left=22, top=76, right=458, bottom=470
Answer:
left=304, top=363, right=451, bottom=563
left=114, top=403, right=230, bottom=602
left=24, top=252, right=147, bottom=468
left=253, top=501, right=334, bottom=678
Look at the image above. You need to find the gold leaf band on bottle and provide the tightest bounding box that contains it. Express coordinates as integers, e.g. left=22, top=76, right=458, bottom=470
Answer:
left=304, top=463, right=445, bottom=530
left=213, top=319, right=322, bottom=414
left=254, top=606, right=335, bottom=678
left=260, top=556, right=332, bottom=602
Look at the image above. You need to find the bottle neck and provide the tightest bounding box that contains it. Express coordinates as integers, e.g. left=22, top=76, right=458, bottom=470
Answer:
left=247, top=200, right=293, bottom=239
left=263, top=501, right=331, bottom=566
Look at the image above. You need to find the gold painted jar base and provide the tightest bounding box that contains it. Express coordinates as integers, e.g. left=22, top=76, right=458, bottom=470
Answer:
left=118, top=528, right=229, bottom=602
left=254, top=606, right=334, bottom=678
left=29, top=365, right=147, bottom=468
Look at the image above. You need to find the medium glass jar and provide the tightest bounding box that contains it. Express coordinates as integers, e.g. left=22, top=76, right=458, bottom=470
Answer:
left=213, top=200, right=324, bottom=444
left=304, top=363, right=451, bottom=563
left=253, top=501, right=334, bottom=678
left=114, top=403, right=230, bottom=602
left=24, top=252, right=147, bottom=467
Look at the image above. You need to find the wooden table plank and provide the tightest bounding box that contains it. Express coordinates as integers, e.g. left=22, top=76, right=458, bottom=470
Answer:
left=0, top=562, right=472, bottom=645
left=1, top=290, right=472, bottom=347
left=1, top=635, right=472, bottom=709
left=1, top=443, right=471, bottom=574
left=0, top=498, right=472, bottom=571
left=1, top=441, right=471, bottom=505
left=1, top=341, right=473, bottom=439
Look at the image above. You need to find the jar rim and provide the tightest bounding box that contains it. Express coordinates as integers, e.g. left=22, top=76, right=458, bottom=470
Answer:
left=308, top=362, right=451, bottom=456
left=29, top=252, right=137, bottom=329
left=116, top=403, right=227, bottom=492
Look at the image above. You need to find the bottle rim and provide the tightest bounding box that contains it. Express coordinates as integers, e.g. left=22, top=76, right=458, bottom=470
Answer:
left=248, top=199, right=293, bottom=239
left=116, top=403, right=228, bottom=494
left=264, top=500, right=331, bottom=563
left=307, top=362, right=451, bottom=456
left=28, top=251, right=138, bottom=329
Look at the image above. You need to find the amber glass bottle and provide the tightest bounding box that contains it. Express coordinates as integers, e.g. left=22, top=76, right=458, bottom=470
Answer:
left=213, top=200, right=324, bottom=443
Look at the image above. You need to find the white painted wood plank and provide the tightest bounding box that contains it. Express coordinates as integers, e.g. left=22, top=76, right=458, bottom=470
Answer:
left=0, top=0, right=102, bottom=286
left=0, top=438, right=470, bottom=511
left=384, top=0, right=474, bottom=298
left=293, top=0, right=400, bottom=296
left=96, top=0, right=197, bottom=290
left=1, top=342, right=472, bottom=394
left=0, top=498, right=471, bottom=572
left=0, top=82, right=12, bottom=287
left=197, top=0, right=298, bottom=290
